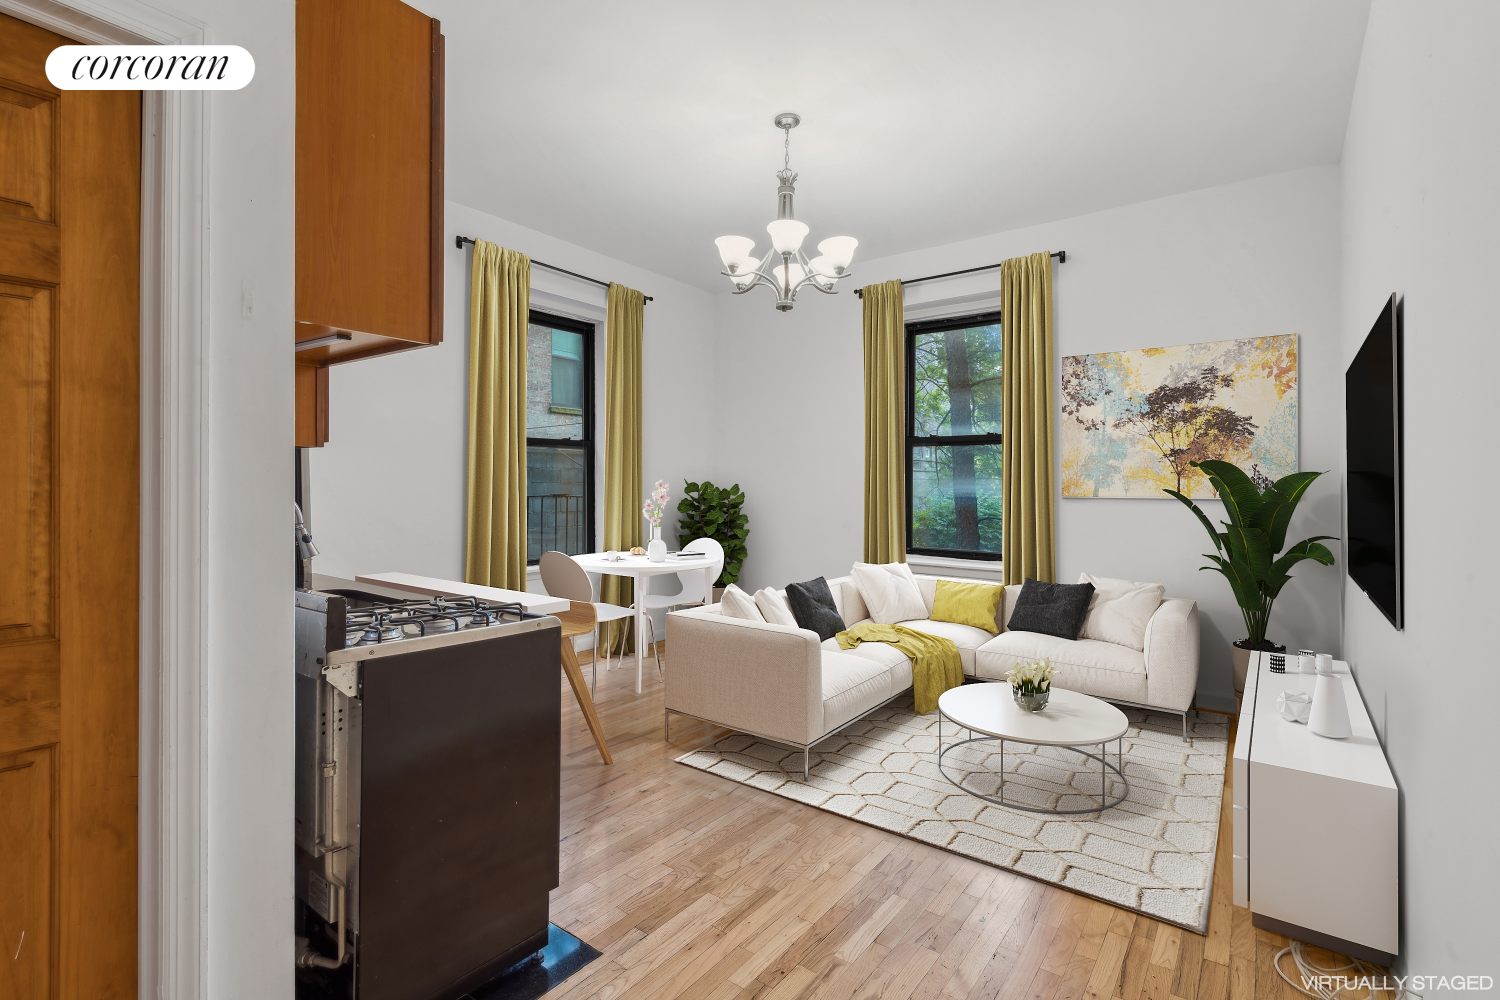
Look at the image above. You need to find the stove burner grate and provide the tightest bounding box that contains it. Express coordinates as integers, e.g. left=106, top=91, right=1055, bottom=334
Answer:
left=342, top=595, right=542, bottom=647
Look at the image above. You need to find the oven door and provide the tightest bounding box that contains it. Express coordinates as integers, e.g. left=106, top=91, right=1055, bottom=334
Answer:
left=353, top=622, right=560, bottom=1000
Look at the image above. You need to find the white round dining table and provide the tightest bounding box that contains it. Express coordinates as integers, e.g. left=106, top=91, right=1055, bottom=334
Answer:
left=571, top=552, right=716, bottom=694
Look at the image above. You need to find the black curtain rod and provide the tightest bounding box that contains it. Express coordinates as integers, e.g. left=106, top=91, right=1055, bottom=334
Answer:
left=854, top=251, right=1066, bottom=299
left=455, top=235, right=653, bottom=301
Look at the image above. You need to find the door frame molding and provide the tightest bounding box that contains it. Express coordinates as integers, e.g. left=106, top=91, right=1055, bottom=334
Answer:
left=0, top=2, right=210, bottom=998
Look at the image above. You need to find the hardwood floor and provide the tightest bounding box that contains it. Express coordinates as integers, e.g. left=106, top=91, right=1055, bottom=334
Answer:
left=546, top=647, right=1364, bottom=1000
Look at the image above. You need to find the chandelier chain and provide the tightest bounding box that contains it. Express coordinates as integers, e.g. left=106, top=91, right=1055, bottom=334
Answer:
left=784, top=127, right=791, bottom=172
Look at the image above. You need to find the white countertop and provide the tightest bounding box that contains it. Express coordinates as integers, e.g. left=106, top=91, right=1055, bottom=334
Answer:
left=310, top=572, right=431, bottom=603
left=353, top=572, right=570, bottom=616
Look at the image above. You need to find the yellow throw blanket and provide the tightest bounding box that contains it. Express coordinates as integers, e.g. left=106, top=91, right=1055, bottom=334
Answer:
left=835, top=624, right=964, bottom=715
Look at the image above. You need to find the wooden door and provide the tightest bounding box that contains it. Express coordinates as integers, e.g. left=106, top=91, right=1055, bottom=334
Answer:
left=0, top=12, right=140, bottom=999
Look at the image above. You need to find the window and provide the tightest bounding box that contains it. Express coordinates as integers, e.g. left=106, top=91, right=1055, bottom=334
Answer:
left=526, top=311, right=595, bottom=563
left=907, top=311, right=1003, bottom=560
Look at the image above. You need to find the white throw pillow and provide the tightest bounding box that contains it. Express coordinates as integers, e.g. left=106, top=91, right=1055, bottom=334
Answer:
left=753, top=587, right=798, bottom=627
left=851, top=562, right=929, bottom=624
left=719, top=584, right=765, bottom=622
left=1077, top=572, right=1165, bottom=650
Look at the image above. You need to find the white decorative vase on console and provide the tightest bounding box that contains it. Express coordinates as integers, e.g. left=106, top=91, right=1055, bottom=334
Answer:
left=1308, top=654, right=1352, bottom=739
left=647, top=525, right=667, bottom=563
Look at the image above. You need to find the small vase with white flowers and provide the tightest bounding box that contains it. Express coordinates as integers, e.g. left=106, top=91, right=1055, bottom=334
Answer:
left=642, top=480, right=670, bottom=562
left=1006, top=658, right=1057, bottom=712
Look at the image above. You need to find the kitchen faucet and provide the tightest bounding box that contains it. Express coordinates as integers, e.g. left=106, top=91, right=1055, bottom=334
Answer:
left=295, top=502, right=319, bottom=588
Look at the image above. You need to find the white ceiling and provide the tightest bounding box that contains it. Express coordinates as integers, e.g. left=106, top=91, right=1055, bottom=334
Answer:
left=429, top=1, right=1371, bottom=291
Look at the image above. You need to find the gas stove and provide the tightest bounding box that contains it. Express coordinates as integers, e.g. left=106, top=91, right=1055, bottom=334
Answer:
left=341, top=595, right=542, bottom=648
left=292, top=585, right=563, bottom=1000
left=297, top=588, right=558, bottom=697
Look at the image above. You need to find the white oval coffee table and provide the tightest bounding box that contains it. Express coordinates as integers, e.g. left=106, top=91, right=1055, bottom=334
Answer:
left=937, top=683, right=1130, bottom=814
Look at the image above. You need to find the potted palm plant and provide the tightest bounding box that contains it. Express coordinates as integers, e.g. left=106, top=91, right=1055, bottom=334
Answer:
left=1165, top=460, right=1336, bottom=692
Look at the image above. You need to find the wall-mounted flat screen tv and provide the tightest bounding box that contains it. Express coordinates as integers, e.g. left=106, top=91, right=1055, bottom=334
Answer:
left=1345, top=294, right=1404, bottom=629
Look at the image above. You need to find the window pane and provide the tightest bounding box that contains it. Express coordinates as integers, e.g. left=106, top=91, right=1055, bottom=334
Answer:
left=910, top=443, right=1002, bottom=555
left=527, top=445, right=588, bottom=560
left=551, top=356, right=582, bottom=409
left=551, top=328, right=583, bottom=361
left=912, top=324, right=1002, bottom=437
left=550, top=328, right=585, bottom=410
left=527, top=322, right=584, bottom=440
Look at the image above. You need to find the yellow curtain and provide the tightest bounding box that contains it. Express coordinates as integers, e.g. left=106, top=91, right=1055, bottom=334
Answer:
left=602, top=282, right=646, bottom=652
left=1000, top=252, right=1056, bottom=585
left=862, top=279, right=905, bottom=564
left=464, top=242, right=530, bottom=590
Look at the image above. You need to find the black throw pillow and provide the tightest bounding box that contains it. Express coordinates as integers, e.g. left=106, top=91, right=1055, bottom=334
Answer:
left=785, top=576, right=846, bottom=642
left=1006, top=578, right=1095, bottom=641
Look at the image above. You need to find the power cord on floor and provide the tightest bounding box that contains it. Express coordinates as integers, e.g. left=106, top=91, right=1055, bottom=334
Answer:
left=1275, top=939, right=1418, bottom=1000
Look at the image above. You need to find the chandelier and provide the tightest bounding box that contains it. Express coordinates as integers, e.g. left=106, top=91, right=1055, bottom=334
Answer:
left=714, top=112, right=858, bottom=311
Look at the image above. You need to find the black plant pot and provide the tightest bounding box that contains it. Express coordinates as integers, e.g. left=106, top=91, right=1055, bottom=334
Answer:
left=1231, top=638, right=1286, bottom=692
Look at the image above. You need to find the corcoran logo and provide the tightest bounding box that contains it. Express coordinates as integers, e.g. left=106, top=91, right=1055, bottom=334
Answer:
left=45, top=45, right=254, bottom=90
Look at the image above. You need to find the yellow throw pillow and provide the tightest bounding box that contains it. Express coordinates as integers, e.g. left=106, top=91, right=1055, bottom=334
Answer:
left=931, top=579, right=1004, bottom=634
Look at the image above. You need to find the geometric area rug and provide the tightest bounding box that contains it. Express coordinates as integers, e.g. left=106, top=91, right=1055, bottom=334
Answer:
left=676, top=689, right=1228, bottom=933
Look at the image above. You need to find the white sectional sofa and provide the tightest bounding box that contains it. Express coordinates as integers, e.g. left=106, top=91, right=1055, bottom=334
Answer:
left=665, top=571, right=1200, bottom=776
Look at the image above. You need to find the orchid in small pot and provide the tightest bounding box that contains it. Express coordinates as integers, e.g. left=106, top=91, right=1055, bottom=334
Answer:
left=642, top=480, right=670, bottom=562
left=1006, top=658, right=1057, bottom=713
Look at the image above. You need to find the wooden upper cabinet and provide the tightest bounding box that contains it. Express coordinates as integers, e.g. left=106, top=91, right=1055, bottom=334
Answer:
left=295, top=0, right=444, bottom=371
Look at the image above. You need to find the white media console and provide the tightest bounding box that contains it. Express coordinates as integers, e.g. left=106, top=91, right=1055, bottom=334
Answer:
left=1231, top=651, right=1398, bottom=964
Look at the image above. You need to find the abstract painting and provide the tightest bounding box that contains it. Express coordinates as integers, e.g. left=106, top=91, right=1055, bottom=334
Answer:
left=1060, top=335, right=1297, bottom=498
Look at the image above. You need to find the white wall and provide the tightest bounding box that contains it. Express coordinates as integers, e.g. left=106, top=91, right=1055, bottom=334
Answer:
left=309, top=201, right=718, bottom=629
left=1340, top=0, right=1500, bottom=975
left=181, top=0, right=297, bottom=996
left=716, top=166, right=1345, bottom=712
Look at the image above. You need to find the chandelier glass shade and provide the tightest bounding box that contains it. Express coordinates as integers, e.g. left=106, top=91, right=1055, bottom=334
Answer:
left=715, top=112, right=857, bottom=311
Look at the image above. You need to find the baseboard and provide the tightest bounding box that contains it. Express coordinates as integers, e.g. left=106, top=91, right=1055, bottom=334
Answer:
left=1251, top=912, right=1395, bottom=967
left=1193, top=692, right=1238, bottom=715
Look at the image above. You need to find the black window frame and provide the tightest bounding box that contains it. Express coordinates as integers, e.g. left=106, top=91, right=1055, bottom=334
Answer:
left=905, top=309, right=1005, bottom=562
left=526, top=309, right=596, bottom=565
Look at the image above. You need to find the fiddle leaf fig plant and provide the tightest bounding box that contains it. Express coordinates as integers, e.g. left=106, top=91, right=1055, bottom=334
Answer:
left=1165, top=460, right=1336, bottom=647
left=676, top=480, right=749, bottom=587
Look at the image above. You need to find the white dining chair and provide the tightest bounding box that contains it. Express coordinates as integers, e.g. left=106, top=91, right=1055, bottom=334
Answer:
left=633, top=537, right=726, bottom=674
left=539, top=550, right=636, bottom=698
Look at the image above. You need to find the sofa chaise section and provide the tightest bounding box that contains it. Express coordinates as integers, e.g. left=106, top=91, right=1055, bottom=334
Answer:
left=665, top=609, right=897, bottom=776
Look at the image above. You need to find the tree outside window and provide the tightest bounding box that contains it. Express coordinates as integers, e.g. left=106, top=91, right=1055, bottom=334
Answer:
left=907, top=313, right=1003, bottom=558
